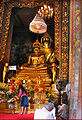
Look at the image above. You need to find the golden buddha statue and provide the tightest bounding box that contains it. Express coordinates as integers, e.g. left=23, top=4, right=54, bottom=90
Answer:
left=22, top=37, right=57, bottom=68
left=31, top=48, right=39, bottom=66
left=3, top=63, right=9, bottom=83
left=27, top=40, right=45, bottom=66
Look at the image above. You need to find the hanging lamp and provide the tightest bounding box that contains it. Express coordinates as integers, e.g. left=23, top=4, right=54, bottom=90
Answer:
left=29, top=13, right=47, bottom=34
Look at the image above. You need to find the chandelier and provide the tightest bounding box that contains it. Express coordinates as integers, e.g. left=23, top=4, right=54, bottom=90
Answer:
left=38, top=4, right=53, bottom=19
left=29, top=14, right=47, bottom=34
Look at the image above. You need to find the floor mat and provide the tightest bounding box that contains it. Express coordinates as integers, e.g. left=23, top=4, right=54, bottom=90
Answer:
left=0, top=113, right=34, bottom=120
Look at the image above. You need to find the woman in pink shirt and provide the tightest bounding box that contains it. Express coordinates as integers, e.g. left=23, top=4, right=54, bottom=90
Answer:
left=18, top=85, right=28, bottom=114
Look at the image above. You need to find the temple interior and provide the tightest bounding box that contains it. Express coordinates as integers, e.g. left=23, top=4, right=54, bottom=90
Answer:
left=0, top=0, right=82, bottom=119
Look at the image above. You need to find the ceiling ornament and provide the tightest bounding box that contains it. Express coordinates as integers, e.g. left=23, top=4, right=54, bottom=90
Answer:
left=38, top=4, right=53, bottom=19
left=29, top=13, right=47, bottom=34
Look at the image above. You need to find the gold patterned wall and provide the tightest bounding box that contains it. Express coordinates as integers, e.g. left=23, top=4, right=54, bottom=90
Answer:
left=54, top=0, right=61, bottom=61
left=60, top=0, right=70, bottom=81
left=54, top=0, right=70, bottom=81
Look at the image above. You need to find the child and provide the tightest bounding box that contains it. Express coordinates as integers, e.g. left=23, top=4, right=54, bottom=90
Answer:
left=18, top=85, right=28, bottom=114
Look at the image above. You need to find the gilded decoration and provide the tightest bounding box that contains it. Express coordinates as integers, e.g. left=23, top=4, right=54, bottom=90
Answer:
left=54, top=0, right=61, bottom=61
left=60, top=0, right=70, bottom=81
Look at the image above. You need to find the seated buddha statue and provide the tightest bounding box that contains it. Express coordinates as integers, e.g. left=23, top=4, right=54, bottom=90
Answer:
left=27, top=40, right=45, bottom=66
left=41, top=37, right=56, bottom=64
left=31, top=48, right=39, bottom=66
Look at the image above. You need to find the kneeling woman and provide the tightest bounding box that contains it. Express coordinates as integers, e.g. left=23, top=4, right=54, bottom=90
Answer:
left=18, top=85, right=28, bottom=114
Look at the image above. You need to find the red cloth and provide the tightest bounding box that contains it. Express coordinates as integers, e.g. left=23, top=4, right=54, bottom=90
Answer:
left=0, top=113, right=34, bottom=120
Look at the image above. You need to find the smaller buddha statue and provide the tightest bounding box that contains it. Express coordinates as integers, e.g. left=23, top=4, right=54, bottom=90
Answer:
left=3, top=63, right=9, bottom=83
left=51, top=63, right=56, bottom=82
left=27, top=39, right=45, bottom=66
left=31, top=48, right=39, bottom=66
left=28, top=48, right=39, bottom=66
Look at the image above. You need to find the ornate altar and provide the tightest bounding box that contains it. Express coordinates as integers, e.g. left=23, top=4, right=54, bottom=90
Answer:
left=13, top=34, right=58, bottom=104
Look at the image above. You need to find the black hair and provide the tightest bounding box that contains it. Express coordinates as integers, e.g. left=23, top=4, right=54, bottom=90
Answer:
left=18, top=85, right=27, bottom=94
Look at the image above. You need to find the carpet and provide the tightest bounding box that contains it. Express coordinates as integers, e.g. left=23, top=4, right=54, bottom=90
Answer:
left=0, top=113, right=34, bottom=120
